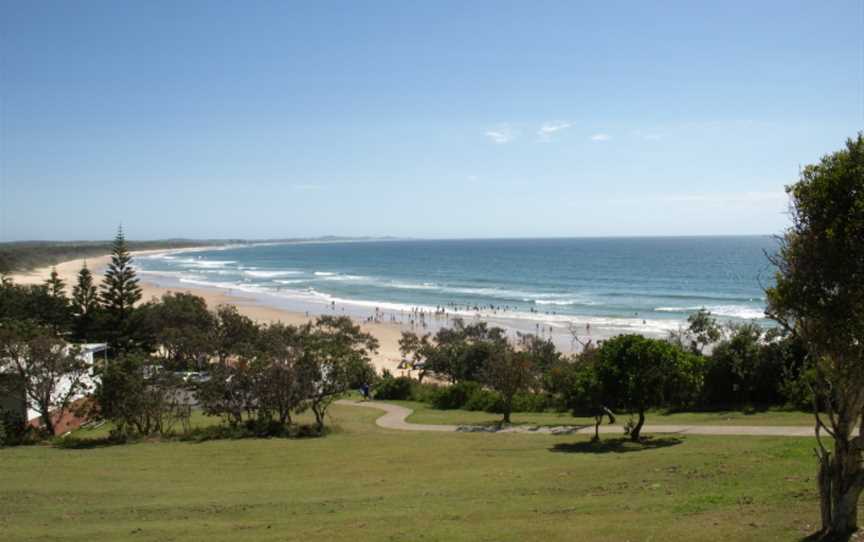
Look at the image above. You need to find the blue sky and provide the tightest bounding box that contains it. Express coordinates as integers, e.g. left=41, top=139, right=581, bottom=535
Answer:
left=1, top=1, right=862, bottom=241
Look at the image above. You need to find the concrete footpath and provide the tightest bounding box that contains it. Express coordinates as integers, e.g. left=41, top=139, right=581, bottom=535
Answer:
left=336, top=400, right=816, bottom=437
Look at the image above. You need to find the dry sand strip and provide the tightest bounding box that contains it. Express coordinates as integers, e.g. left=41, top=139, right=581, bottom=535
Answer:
left=335, top=400, right=817, bottom=437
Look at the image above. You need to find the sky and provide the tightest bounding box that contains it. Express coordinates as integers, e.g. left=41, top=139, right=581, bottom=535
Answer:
left=1, top=1, right=862, bottom=241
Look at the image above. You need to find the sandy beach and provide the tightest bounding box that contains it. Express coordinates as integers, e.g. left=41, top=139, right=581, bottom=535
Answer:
left=8, top=250, right=407, bottom=374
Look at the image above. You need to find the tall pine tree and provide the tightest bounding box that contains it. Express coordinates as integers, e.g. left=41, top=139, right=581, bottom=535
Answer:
left=71, top=262, right=101, bottom=342
left=100, top=227, right=142, bottom=350
left=44, top=267, right=66, bottom=298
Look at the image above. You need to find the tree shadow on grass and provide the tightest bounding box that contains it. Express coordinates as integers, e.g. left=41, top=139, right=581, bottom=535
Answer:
left=549, top=436, right=683, bottom=455
left=52, top=436, right=133, bottom=449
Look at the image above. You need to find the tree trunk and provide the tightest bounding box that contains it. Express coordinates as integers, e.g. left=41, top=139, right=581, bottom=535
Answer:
left=502, top=397, right=513, bottom=425
left=42, top=411, right=56, bottom=437
left=816, top=412, right=864, bottom=538
left=36, top=398, right=56, bottom=436
left=630, top=410, right=645, bottom=442
left=593, top=415, right=602, bottom=442
left=825, top=439, right=863, bottom=537
left=830, top=486, right=862, bottom=536
left=312, top=402, right=325, bottom=433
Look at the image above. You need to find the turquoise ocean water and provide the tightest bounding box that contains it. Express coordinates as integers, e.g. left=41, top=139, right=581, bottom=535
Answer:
left=136, top=237, right=776, bottom=343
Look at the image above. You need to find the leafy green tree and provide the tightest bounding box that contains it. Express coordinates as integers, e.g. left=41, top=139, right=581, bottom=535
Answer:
left=765, top=134, right=864, bottom=537
left=297, top=316, right=378, bottom=432
left=100, top=227, right=142, bottom=350
left=212, top=304, right=260, bottom=365
left=709, top=322, right=763, bottom=408
left=398, top=331, right=434, bottom=382
left=669, top=309, right=724, bottom=355
left=426, top=319, right=507, bottom=383
left=0, top=322, right=90, bottom=436
left=198, top=361, right=258, bottom=428
left=0, top=281, right=71, bottom=332
left=595, top=334, right=702, bottom=441
left=481, top=344, right=534, bottom=424
left=517, top=332, right=562, bottom=378
left=550, top=349, right=614, bottom=442
left=70, top=263, right=102, bottom=342
left=140, top=293, right=216, bottom=370
left=94, top=354, right=190, bottom=437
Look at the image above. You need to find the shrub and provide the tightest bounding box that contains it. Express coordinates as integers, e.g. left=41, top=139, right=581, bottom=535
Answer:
left=464, top=388, right=503, bottom=412
left=373, top=375, right=413, bottom=400
left=0, top=408, right=27, bottom=447
left=512, top=392, right=550, bottom=413
left=409, top=381, right=443, bottom=403
left=431, top=381, right=482, bottom=409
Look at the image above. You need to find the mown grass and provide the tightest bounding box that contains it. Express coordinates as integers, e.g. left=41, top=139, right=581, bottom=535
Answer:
left=0, top=403, right=841, bottom=541
left=393, top=400, right=817, bottom=427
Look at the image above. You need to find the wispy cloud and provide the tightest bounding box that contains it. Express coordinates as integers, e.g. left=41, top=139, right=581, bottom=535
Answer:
left=537, top=121, right=572, bottom=141
left=485, top=124, right=518, bottom=144
left=590, top=133, right=611, bottom=142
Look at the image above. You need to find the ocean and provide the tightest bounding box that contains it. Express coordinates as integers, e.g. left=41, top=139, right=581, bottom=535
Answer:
left=136, top=237, right=777, bottom=347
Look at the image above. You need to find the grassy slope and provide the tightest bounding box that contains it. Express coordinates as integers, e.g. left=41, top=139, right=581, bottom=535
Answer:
left=0, top=403, right=835, bottom=541
left=394, top=400, right=817, bottom=427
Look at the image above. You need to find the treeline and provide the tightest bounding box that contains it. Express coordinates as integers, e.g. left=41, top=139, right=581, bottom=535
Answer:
left=378, top=311, right=810, bottom=441
left=0, top=239, right=230, bottom=274
left=0, top=230, right=378, bottom=444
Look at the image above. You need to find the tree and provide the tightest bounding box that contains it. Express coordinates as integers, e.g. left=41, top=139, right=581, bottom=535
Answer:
left=550, top=348, right=614, bottom=442
left=671, top=309, right=723, bottom=354
left=709, top=322, right=763, bottom=408
left=0, top=322, right=91, bottom=436
left=95, top=354, right=190, bottom=437
left=44, top=267, right=66, bottom=298
left=70, top=263, right=101, bottom=342
left=481, top=344, right=534, bottom=424
left=100, top=227, right=142, bottom=350
left=765, top=134, right=864, bottom=538
left=254, top=322, right=308, bottom=426
left=212, top=304, right=260, bottom=365
left=595, top=334, right=701, bottom=441
left=297, top=316, right=378, bottom=432
left=426, top=319, right=507, bottom=383
left=398, top=331, right=433, bottom=382
left=517, top=332, right=562, bottom=381
left=257, top=346, right=306, bottom=426
left=140, top=293, right=216, bottom=370
left=198, top=361, right=258, bottom=428
left=0, top=281, right=71, bottom=332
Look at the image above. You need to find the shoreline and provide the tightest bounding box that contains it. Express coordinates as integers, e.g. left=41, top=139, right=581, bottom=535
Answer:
left=7, top=246, right=678, bottom=373
left=7, top=248, right=409, bottom=373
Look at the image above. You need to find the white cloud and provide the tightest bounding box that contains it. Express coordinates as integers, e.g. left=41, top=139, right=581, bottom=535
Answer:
left=485, top=124, right=518, bottom=144
left=590, top=133, right=611, bottom=142
left=537, top=121, right=572, bottom=141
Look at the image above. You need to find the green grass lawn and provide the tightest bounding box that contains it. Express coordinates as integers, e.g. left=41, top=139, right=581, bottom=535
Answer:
left=393, top=400, right=817, bottom=427
left=0, top=403, right=839, bottom=541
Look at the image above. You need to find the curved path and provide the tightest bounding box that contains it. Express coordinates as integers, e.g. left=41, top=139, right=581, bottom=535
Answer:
left=335, top=400, right=816, bottom=437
